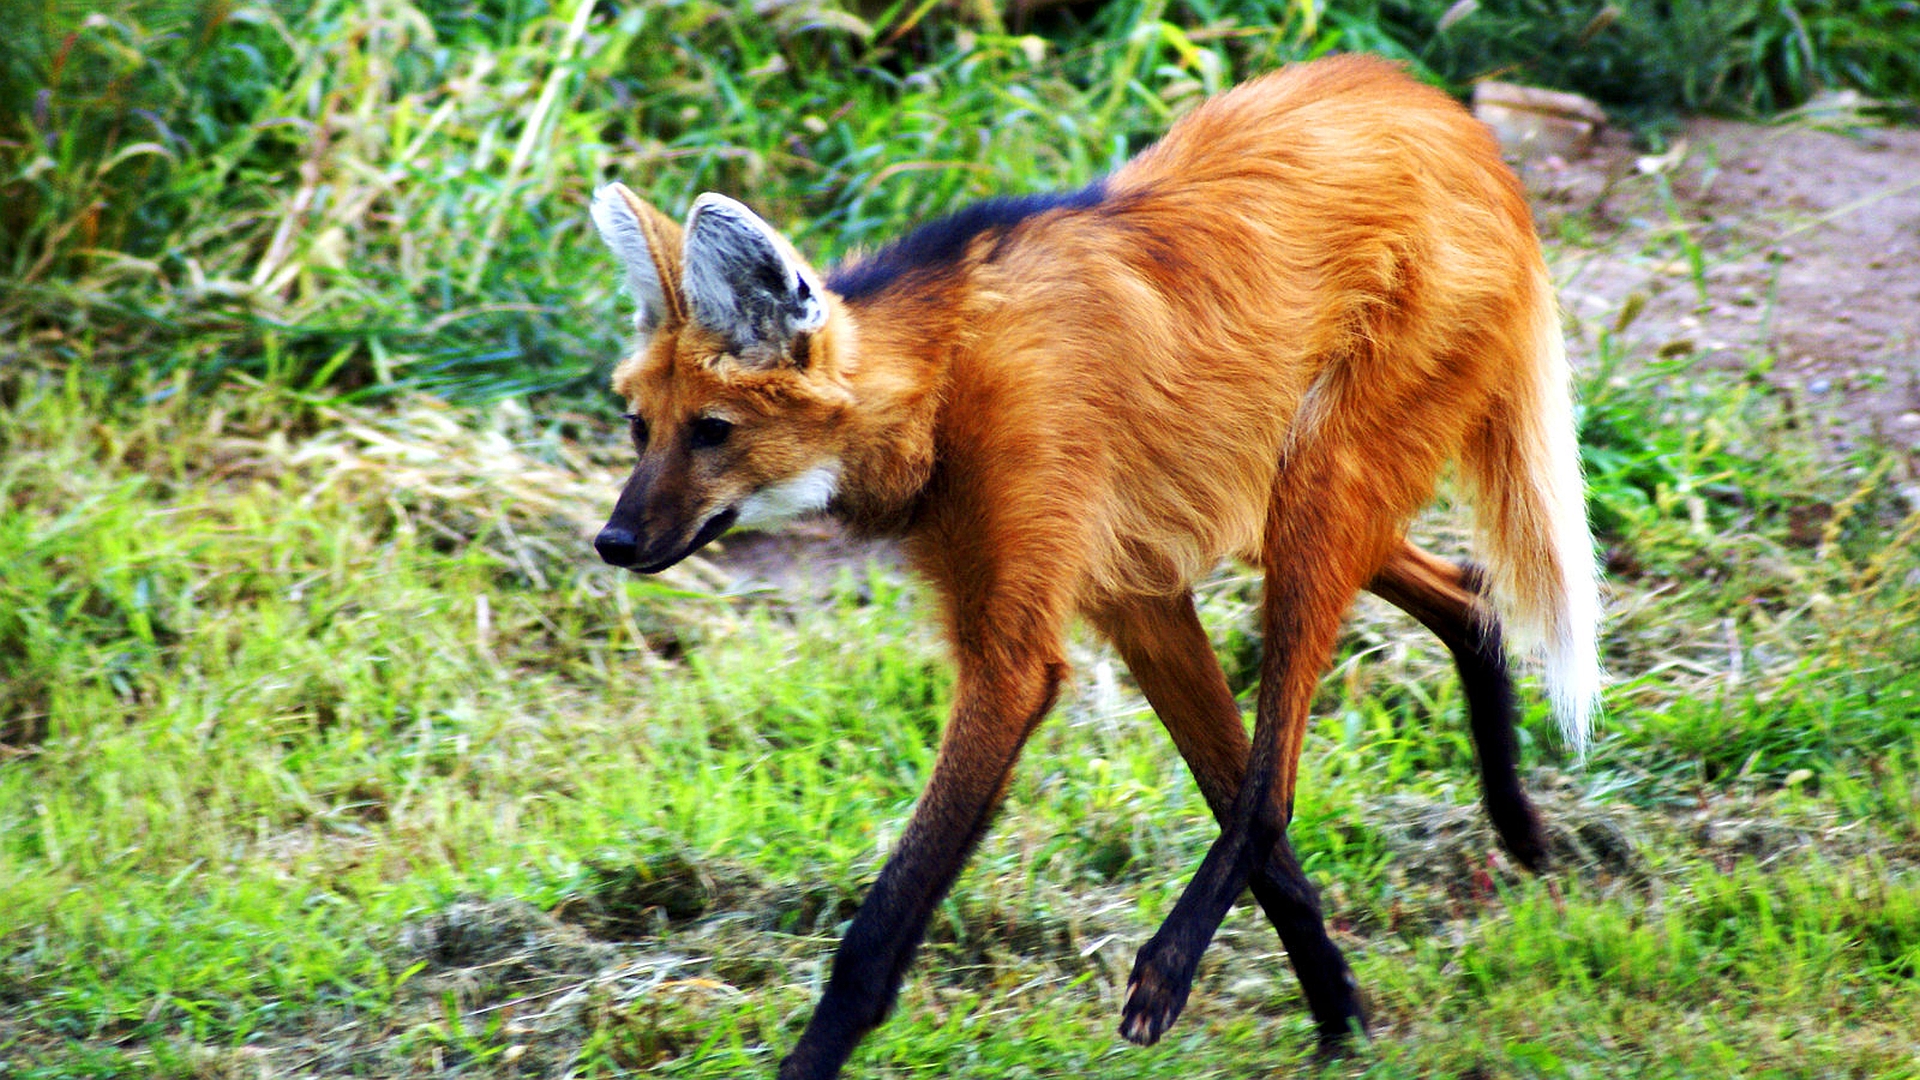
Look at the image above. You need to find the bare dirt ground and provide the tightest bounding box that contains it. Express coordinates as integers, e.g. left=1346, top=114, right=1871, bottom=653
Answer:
left=1533, top=107, right=1920, bottom=460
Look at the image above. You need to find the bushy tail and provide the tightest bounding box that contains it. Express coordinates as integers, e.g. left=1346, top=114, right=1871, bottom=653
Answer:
left=1460, top=272, right=1603, bottom=752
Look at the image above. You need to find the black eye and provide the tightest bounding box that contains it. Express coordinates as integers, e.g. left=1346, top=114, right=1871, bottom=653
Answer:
left=623, top=412, right=649, bottom=451
left=688, top=416, right=733, bottom=450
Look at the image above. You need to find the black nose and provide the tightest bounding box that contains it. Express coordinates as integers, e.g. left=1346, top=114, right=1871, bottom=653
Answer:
left=595, top=524, right=639, bottom=567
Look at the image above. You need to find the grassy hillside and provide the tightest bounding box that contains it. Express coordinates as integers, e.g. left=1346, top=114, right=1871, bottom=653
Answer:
left=3, top=2, right=1919, bottom=1077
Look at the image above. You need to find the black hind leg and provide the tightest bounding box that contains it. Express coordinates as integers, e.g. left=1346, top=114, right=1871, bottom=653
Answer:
left=1371, top=546, right=1547, bottom=871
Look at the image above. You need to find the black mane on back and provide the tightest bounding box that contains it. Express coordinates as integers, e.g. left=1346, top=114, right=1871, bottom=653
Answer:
left=825, top=179, right=1109, bottom=303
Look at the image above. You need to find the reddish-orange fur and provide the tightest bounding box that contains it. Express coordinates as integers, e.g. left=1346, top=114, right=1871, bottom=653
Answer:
left=592, top=53, right=1597, bottom=1079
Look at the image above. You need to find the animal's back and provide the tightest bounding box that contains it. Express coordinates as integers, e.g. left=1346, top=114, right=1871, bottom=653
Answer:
left=1105, top=53, right=1540, bottom=367
left=947, top=55, right=1548, bottom=604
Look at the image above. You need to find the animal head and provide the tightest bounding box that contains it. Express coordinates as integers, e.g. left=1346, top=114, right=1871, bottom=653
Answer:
left=589, top=183, right=855, bottom=573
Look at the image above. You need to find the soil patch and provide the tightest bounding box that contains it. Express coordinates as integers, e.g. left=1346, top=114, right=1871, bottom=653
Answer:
left=1538, top=108, right=1920, bottom=467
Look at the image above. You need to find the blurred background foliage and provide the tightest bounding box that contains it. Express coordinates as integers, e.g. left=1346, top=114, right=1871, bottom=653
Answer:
left=2, top=0, right=1915, bottom=404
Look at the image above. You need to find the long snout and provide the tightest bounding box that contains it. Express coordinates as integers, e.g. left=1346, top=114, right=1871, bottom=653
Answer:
left=596, top=456, right=741, bottom=573
left=599, top=511, right=741, bottom=576
left=595, top=508, right=738, bottom=574
left=596, top=462, right=670, bottom=571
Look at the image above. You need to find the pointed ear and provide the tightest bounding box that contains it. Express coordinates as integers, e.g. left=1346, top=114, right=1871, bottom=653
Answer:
left=680, top=193, right=828, bottom=362
left=591, top=182, right=686, bottom=333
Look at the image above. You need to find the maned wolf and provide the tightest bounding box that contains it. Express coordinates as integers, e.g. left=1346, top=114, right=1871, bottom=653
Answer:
left=588, top=53, right=1599, bottom=1080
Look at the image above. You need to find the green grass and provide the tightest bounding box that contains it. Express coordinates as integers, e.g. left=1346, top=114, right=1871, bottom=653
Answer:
left=3, top=312, right=1917, bottom=1075
left=1339, top=0, right=1920, bottom=119
left=4, top=1, right=1920, bottom=1077
left=6, top=1, right=1916, bottom=402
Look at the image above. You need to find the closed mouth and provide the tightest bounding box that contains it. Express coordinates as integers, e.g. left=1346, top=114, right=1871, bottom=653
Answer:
left=632, top=508, right=738, bottom=573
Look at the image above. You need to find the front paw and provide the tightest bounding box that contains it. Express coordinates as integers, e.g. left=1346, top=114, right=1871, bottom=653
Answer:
left=1118, top=939, right=1196, bottom=1046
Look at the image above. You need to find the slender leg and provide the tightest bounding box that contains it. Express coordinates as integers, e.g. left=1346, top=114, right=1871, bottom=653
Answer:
left=1119, top=473, right=1399, bottom=1047
left=777, top=649, right=1065, bottom=1080
left=1095, top=540, right=1538, bottom=867
left=1088, top=593, right=1251, bottom=826
left=1092, top=593, right=1358, bottom=1047
left=1370, top=544, right=1546, bottom=870
left=780, top=533, right=1534, bottom=1073
left=1096, top=539, right=1541, bottom=1047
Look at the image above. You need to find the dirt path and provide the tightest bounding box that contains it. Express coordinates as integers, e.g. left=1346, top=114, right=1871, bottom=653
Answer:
left=1538, top=110, right=1920, bottom=463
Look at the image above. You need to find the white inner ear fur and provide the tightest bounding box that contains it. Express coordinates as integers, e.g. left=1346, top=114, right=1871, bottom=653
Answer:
left=682, top=193, right=827, bottom=348
left=734, top=462, right=842, bottom=529
left=590, top=185, right=668, bottom=332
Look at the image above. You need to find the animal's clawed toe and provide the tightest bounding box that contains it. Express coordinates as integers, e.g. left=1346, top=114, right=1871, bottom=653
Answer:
left=1119, top=945, right=1194, bottom=1046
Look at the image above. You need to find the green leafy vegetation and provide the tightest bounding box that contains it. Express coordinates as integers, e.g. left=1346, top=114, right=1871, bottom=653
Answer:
left=4, top=1, right=1919, bottom=1077
left=1344, top=0, right=1920, bottom=118
left=7, top=0, right=1918, bottom=399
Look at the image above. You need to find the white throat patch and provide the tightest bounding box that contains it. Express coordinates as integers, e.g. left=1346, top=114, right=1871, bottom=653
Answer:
left=734, top=462, right=842, bottom=529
